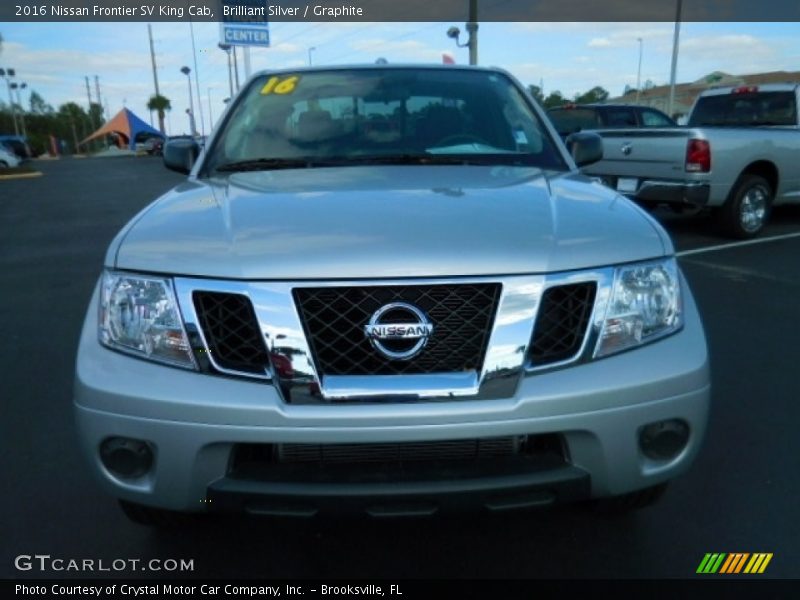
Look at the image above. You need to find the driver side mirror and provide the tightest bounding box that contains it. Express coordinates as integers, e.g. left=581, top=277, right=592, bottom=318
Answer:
left=565, top=132, right=603, bottom=167
left=163, top=138, right=200, bottom=174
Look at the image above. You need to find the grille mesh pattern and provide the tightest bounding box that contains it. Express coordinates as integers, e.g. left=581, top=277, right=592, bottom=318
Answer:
left=529, top=282, right=597, bottom=366
left=277, top=437, right=521, bottom=464
left=294, top=284, right=501, bottom=376
left=193, top=291, right=269, bottom=374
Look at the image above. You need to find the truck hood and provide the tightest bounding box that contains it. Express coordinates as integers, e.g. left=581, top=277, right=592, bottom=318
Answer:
left=112, top=165, right=668, bottom=279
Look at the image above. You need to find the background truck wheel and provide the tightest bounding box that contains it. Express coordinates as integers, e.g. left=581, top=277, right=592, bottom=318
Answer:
left=589, top=483, right=668, bottom=515
left=119, top=500, right=198, bottom=528
left=717, top=174, right=772, bottom=239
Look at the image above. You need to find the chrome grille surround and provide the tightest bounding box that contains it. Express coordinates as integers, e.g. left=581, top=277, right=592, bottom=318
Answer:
left=173, top=270, right=615, bottom=403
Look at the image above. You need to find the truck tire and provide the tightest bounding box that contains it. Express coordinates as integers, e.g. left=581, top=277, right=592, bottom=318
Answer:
left=717, top=174, right=772, bottom=239
left=589, top=483, right=668, bottom=515
left=119, top=500, right=198, bottom=528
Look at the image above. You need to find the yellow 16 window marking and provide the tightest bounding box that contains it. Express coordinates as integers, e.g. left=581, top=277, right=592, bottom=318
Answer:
left=260, top=75, right=300, bottom=96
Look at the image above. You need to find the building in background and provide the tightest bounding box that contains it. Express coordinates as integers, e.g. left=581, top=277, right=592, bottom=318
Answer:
left=609, top=70, right=800, bottom=120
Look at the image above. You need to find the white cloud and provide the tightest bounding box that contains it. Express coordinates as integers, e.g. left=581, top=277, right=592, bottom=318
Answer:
left=588, top=38, right=612, bottom=48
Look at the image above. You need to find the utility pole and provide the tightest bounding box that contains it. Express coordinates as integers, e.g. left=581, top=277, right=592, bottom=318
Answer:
left=85, top=76, right=98, bottom=130
left=467, top=0, right=478, bottom=66
left=636, top=38, right=643, bottom=105
left=668, top=0, right=683, bottom=118
left=232, top=46, right=240, bottom=90
left=94, top=75, right=103, bottom=120
left=244, top=47, right=251, bottom=80
left=148, top=23, right=160, bottom=96
left=189, top=20, right=205, bottom=137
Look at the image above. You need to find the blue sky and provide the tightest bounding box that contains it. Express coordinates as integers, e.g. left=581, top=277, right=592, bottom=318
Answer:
left=1, top=21, right=798, bottom=135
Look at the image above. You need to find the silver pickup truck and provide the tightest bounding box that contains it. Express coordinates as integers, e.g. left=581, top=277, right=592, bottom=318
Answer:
left=74, top=65, right=709, bottom=526
left=581, top=84, right=800, bottom=238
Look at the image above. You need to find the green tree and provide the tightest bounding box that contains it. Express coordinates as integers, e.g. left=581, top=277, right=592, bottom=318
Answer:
left=88, top=102, right=104, bottom=129
left=574, top=86, right=609, bottom=104
left=29, top=91, right=54, bottom=115
left=58, top=102, right=90, bottom=152
left=543, top=91, right=567, bottom=109
left=147, top=94, right=171, bottom=135
left=527, top=84, right=544, bottom=105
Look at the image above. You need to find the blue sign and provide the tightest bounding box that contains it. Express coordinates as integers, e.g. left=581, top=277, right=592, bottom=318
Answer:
left=219, top=0, right=270, bottom=47
left=222, top=25, right=270, bottom=46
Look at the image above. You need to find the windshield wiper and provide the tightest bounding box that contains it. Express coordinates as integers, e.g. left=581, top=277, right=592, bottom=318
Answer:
left=334, top=154, right=536, bottom=166
left=215, top=158, right=316, bottom=172
left=215, top=153, right=535, bottom=173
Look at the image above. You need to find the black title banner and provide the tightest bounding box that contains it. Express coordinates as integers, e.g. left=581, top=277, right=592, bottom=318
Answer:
left=3, top=0, right=800, bottom=23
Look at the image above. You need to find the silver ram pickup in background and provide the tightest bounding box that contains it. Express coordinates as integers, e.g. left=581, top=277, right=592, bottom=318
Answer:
left=74, top=65, right=710, bottom=526
left=580, top=84, right=800, bottom=238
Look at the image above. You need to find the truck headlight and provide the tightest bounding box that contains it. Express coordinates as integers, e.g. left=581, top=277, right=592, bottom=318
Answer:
left=99, top=270, right=196, bottom=369
left=594, top=258, right=682, bottom=358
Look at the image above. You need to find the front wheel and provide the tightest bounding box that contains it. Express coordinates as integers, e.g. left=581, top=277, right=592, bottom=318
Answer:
left=717, top=174, right=772, bottom=239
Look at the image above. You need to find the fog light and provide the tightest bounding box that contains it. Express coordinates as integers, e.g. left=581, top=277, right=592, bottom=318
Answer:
left=639, top=419, right=689, bottom=461
left=99, top=437, right=154, bottom=479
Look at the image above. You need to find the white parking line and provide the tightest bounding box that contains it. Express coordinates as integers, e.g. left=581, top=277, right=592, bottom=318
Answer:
left=676, top=231, right=800, bottom=257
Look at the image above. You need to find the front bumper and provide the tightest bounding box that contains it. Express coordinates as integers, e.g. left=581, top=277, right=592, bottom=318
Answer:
left=74, top=281, right=710, bottom=514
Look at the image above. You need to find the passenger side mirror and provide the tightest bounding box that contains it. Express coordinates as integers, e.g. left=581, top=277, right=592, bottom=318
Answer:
left=163, top=138, right=200, bottom=174
left=565, top=132, right=603, bottom=167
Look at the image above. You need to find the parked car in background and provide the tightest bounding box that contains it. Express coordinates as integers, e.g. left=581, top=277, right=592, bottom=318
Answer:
left=546, top=104, right=676, bottom=139
left=0, top=135, right=33, bottom=161
left=135, top=135, right=165, bottom=155
left=579, top=84, right=800, bottom=238
left=0, top=143, right=22, bottom=168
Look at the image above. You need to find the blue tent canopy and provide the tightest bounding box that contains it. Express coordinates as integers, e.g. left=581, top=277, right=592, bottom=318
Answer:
left=81, top=108, right=163, bottom=150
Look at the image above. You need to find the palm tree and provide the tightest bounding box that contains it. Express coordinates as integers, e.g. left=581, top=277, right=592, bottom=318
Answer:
left=147, top=94, right=171, bottom=135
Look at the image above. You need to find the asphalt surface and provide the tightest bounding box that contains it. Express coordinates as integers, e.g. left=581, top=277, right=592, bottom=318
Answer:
left=1, top=157, right=799, bottom=580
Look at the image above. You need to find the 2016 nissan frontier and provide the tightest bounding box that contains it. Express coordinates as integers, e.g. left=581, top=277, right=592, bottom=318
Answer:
left=74, top=65, right=710, bottom=525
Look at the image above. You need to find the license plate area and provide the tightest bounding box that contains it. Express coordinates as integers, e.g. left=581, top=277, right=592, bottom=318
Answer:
left=616, top=177, right=639, bottom=193
left=617, top=177, right=639, bottom=193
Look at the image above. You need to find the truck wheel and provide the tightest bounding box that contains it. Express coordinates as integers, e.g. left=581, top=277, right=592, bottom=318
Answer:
left=589, top=483, right=668, bottom=515
left=119, top=500, right=198, bottom=528
left=718, top=174, right=772, bottom=239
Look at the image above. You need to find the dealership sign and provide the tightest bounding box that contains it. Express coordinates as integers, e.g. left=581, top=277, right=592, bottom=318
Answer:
left=219, top=0, right=270, bottom=47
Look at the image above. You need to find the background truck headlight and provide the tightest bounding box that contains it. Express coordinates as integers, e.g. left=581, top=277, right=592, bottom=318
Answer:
left=99, top=270, right=196, bottom=369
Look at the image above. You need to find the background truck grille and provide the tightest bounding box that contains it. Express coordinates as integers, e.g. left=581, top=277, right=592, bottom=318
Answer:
left=529, top=282, right=597, bottom=366
left=293, top=284, right=501, bottom=376
left=193, top=291, right=270, bottom=375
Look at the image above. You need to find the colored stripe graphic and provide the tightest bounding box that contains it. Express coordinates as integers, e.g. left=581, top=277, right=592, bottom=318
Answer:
left=744, top=553, right=773, bottom=574
left=720, top=553, right=749, bottom=573
left=697, top=553, right=727, bottom=574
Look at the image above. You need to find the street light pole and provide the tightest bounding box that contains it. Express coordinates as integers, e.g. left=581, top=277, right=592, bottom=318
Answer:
left=12, top=82, right=28, bottom=137
left=218, top=44, right=234, bottom=98
left=189, top=19, right=205, bottom=137
left=308, top=46, right=316, bottom=66
left=180, top=66, right=196, bottom=136
left=636, top=38, right=643, bottom=105
left=0, top=68, right=20, bottom=136
left=232, top=46, right=240, bottom=91
left=207, top=87, right=214, bottom=129
left=668, top=0, right=683, bottom=118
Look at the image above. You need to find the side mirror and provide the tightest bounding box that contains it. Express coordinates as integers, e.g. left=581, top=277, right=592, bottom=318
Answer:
left=565, top=131, right=603, bottom=167
left=163, top=139, right=200, bottom=174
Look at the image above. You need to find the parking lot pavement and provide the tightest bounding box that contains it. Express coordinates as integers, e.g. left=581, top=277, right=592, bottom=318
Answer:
left=2, top=157, right=799, bottom=579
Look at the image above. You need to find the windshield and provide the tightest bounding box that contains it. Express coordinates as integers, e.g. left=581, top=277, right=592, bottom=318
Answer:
left=547, top=108, right=600, bottom=137
left=203, top=68, right=566, bottom=173
left=688, top=91, right=797, bottom=127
